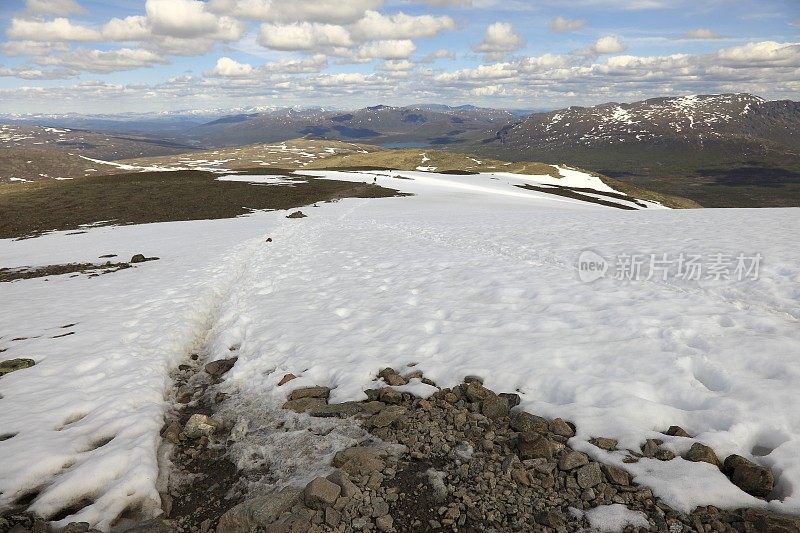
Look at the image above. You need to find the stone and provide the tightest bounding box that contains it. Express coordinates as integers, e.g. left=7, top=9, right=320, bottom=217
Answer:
left=286, top=211, right=307, bottom=219
left=278, top=373, right=297, bottom=386
left=602, top=464, right=631, bottom=486
left=463, top=375, right=484, bottom=385
left=324, top=507, right=341, bottom=527
left=368, top=405, right=407, bottom=428
left=517, top=433, right=555, bottom=460
left=591, top=437, right=618, bottom=450
left=666, top=425, right=692, bottom=437
left=724, top=455, right=774, bottom=498
left=376, top=514, right=394, bottom=532
left=510, top=411, right=549, bottom=434
left=183, top=414, right=219, bottom=439
left=161, top=421, right=182, bottom=444
left=282, top=397, right=327, bottom=413
left=289, top=386, right=331, bottom=401
left=130, top=254, right=147, bottom=263
left=326, top=469, right=360, bottom=498
left=481, top=395, right=510, bottom=419
left=576, top=463, right=603, bottom=489
left=204, top=357, right=238, bottom=377
left=641, top=439, right=662, bottom=458
left=174, top=386, right=192, bottom=404
left=0, top=358, right=35, bottom=376
left=550, top=418, right=576, bottom=438
left=378, top=368, right=407, bottom=386
left=378, top=387, right=403, bottom=404
left=655, top=449, right=677, bottom=461
left=216, top=488, right=301, bottom=533
left=304, top=477, right=341, bottom=510
left=558, top=450, right=589, bottom=471
left=309, top=402, right=364, bottom=418
left=498, top=392, right=521, bottom=407
left=464, top=382, right=493, bottom=403
left=332, top=446, right=386, bottom=474
left=684, top=443, right=721, bottom=467
left=117, top=519, right=173, bottom=532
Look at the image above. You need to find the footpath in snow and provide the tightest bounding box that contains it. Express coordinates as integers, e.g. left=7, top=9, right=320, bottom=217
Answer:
left=0, top=168, right=799, bottom=528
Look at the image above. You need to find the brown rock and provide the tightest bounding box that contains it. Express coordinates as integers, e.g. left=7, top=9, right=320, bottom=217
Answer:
left=289, top=386, right=331, bottom=401
left=278, top=373, right=297, bottom=386
left=378, top=368, right=407, bottom=386
left=550, top=418, right=576, bottom=438
left=558, top=450, right=589, bottom=471
left=510, top=411, right=549, bottom=434
left=576, top=463, right=603, bottom=489
left=368, top=405, right=407, bottom=428
left=205, top=357, right=238, bottom=377
left=517, top=433, right=555, bottom=460
left=602, top=464, right=631, bottom=486
left=481, top=394, right=510, bottom=419
left=286, top=211, right=307, bottom=219
left=685, top=443, right=721, bottom=467
left=332, top=446, right=386, bottom=474
left=724, top=455, right=774, bottom=498
left=282, top=397, right=326, bottom=413
left=590, top=437, right=618, bottom=451
left=666, top=425, right=692, bottom=437
left=303, top=477, right=341, bottom=510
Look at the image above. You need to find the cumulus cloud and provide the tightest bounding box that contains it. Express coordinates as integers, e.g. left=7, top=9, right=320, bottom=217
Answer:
left=258, top=23, right=352, bottom=50
left=716, top=41, right=800, bottom=67
left=8, top=17, right=101, bottom=42
left=473, top=22, right=523, bottom=59
left=549, top=16, right=585, bottom=33
left=575, top=35, right=626, bottom=56
left=207, top=57, right=255, bottom=77
left=682, top=28, right=723, bottom=39
left=357, top=39, right=417, bottom=60
left=350, top=11, right=455, bottom=41
left=208, top=0, right=382, bottom=24
left=145, top=0, right=243, bottom=40
left=37, top=48, right=167, bottom=72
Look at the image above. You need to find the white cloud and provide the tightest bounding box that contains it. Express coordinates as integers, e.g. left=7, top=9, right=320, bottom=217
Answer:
left=682, top=28, right=723, bottom=40
left=24, top=0, right=83, bottom=16
left=549, top=16, right=585, bottom=33
left=145, top=0, right=243, bottom=40
left=8, top=17, right=101, bottom=41
left=350, top=11, right=455, bottom=41
left=102, top=16, right=150, bottom=41
left=716, top=41, right=800, bottom=67
left=38, top=48, right=167, bottom=72
left=575, top=35, right=626, bottom=56
left=473, top=22, right=523, bottom=59
left=357, top=39, right=417, bottom=60
left=258, top=23, right=353, bottom=50
left=381, top=59, right=415, bottom=71
left=207, top=57, right=255, bottom=77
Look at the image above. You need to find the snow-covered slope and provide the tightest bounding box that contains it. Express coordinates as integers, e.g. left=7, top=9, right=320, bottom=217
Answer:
left=0, top=170, right=798, bottom=529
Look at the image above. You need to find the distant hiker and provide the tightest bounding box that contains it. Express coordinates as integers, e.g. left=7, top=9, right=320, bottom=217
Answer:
left=373, top=176, right=377, bottom=184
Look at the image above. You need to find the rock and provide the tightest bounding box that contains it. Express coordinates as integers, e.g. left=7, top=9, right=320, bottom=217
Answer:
left=498, top=392, right=521, bottom=407
left=216, top=487, right=300, bottom=533
left=655, top=448, right=677, bottom=461
left=481, top=395, right=510, bottom=419
left=684, top=443, right=721, bottom=467
left=183, top=414, right=219, bottom=439
left=510, top=411, right=549, bottom=434
left=576, top=463, right=603, bottom=489
left=130, top=254, right=147, bottom=263
left=278, top=373, right=297, bottom=386
left=332, top=446, right=386, bottom=474
left=117, top=518, right=173, bottom=532
left=724, top=455, right=774, bottom=498
left=375, top=514, right=394, bottom=532
left=558, top=450, right=589, bottom=471
left=286, top=211, right=307, bottom=219
left=289, top=386, right=330, bottom=401
left=550, top=418, right=576, bottom=438
left=326, top=469, right=361, bottom=498
left=174, top=386, right=192, bottom=404
left=204, top=357, right=238, bottom=377
left=309, top=402, right=364, bottom=418
left=517, top=433, right=555, bottom=460
left=602, top=464, right=631, bottom=486
left=378, top=368, right=407, bottom=386
left=464, top=381, right=493, bottom=403
left=378, top=387, right=403, bottom=404
left=368, top=405, right=407, bottom=428
left=741, top=509, right=800, bottom=532
left=0, top=358, right=35, bottom=376
left=463, top=375, right=484, bottom=385
left=282, top=397, right=327, bottom=413
left=591, top=437, right=618, bottom=450
left=303, top=477, right=341, bottom=510
left=324, top=507, right=341, bottom=527
left=641, top=439, right=662, bottom=458
left=666, top=425, right=692, bottom=437
left=161, top=421, right=182, bottom=444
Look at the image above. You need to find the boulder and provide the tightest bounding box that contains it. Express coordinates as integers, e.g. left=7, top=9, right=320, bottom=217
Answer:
left=0, top=358, right=35, bottom=376
left=590, top=437, right=618, bottom=451
left=286, top=211, right=307, bottom=219
left=602, top=464, right=631, bottom=486
left=576, top=463, right=603, bottom=489
left=558, top=450, right=589, bottom=471
left=517, top=433, right=555, bottom=460
left=277, top=373, right=297, bottom=386
left=724, top=455, right=774, bottom=498
left=183, top=414, right=219, bottom=439
left=481, top=395, right=510, bottom=419
left=550, top=418, right=575, bottom=438
left=368, top=405, right=407, bottom=428
left=204, top=357, right=238, bottom=377
left=288, top=386, right=330, bottom=401
left=666, top=425, right=692, bottom=438
left=332, top=446, right=386, bottom=474
left=499, top=392, right=521, bottom=408
left=303, top=477, right=341, bottom=509
left=510, top=411, right=549, bottom=434
left=684, top=443, right=720, bottom=467
left=130, top=254, right=147, bottom=263
left=216, top=488, right=300, bottom=533
left=378, top=368, right=407, bottom=386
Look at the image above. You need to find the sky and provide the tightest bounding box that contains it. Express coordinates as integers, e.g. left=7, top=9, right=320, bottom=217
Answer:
left=0, top=0, right=797, bottom=114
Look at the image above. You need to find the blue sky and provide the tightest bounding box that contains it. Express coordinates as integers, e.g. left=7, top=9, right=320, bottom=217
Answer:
left=0, top=0, right=797, bottom=113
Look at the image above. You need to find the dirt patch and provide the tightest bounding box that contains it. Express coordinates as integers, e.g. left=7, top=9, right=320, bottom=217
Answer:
left=515, top=183, right=639, bottom=210
left=0, top=169, right=404, bottom=240
left=0, top=257, right=158, bottom=282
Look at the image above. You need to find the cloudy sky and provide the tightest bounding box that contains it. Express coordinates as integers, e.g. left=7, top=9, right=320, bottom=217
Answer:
left=0, top=0, right=797, bottom=114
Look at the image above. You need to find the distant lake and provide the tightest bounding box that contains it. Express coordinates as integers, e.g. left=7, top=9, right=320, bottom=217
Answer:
left=380, top=141, right=433, bottom=149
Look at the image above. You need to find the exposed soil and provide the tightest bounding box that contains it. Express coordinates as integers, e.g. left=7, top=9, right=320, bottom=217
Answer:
left=0, top=257, right=158, bottom=282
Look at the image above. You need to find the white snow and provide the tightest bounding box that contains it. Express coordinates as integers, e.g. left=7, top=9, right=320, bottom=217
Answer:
left=1, top=169, right=799, bottom=529
left=582, top=504, right=650, bottom=531
left=215, top=175, right=308, bottom=186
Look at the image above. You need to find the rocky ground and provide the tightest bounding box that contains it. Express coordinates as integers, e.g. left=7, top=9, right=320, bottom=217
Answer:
left=2, top=362, right=799, bottom=533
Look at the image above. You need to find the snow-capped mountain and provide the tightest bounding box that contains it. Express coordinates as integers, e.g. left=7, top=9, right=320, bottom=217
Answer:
left=494, top=94, right=799, bottom=151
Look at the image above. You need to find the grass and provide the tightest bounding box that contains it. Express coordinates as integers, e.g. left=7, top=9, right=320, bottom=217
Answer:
left=0, top=168, right=403, bottom=240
